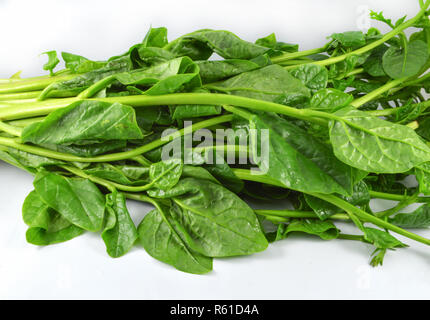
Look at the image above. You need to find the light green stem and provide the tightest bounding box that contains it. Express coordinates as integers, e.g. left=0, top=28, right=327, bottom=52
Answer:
left=0, top=114, right=234, bottom=162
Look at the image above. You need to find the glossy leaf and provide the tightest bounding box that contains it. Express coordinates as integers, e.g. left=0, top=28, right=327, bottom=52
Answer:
left=209, top=64, right=310, bottom=102
left=23, top=190, right=84, bottom=245
left=382, top=40, right=429, bottom=79
left=33, top=172, right=105, bottom=232
left=310, top=88, right=353, bottom=112
left=22, top=100, right=143, bottom=145
left=329, top=107, right=430, bottom=173
left=138, top=206, right=213, bottom=274
left=289, top=64, right=328, bottom=91
left=42, top=51, right=60, bottom=75
left=249, top=112, right=356, bottom=195
left=102, top=192, right=138, bottom=257
left=389, top=204, right=430, bottom=229
left=148, top=178, right=268, bottom=257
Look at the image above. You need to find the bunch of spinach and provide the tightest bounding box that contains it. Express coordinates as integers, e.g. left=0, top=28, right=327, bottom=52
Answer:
left=1, top=1, right=430, bottom=274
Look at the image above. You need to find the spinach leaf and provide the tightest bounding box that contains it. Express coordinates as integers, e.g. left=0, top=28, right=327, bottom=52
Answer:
left=102, top=191, right=138, bottom=257
left=329, top=106, right=430, bottom=173
left=21, top=100, right=143, bottom=145
left=310, top=88, right=353, bottom=112
left=269, top=219, right=339, bottom=241
left=382, top=40, right=429, bottom=79
left=33, top=171, right=105, bottom=232
left=179, top=30, right=270, bottom=59
left=208, top=64, right=310, bottom=102
left=62, top=52, right=106, bottom=73
left=147, top=178, right=268, bottom=257
left=289, top=64, right=328, bottom=92
left=149, top=159, right=183, bottom=190
left=305, top=181, right=370, bottom=220
left=415, top=162, right=430, bottom=195
left=42, top=51, right=60, bottom=75
left=197, top=55, right=270, bottom=83
left=389, top=204, right=430, bottom=228
left=330, top=31, right=366, bottom=48
left=249, top=112, right=356, bottom=195
left=23, top=190, right=84, bottom=245
left=138, top=205, right=213, bottom=274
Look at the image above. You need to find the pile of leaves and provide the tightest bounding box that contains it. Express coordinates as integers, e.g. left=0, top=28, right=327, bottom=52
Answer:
left=1, top=1, right=430, bottom=274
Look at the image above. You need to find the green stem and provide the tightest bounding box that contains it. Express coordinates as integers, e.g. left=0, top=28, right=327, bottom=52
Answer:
left=0, top=114, right=234, bottom=162
left=232, top=168, right=430, bottom=246
left=284, top=4, right=430, bottom=70
left=350, top=77, right=408, bottom=108
left=270, top=46, right=328, bottom=64
left=369, top=190, right=430, bottom=203
left=0, top=74, right=76, bottom=94
left=309, top=192, right=430, bottom=246
left=255, top=209, right=349, bottom=220
left=0, top=121, right=22, bottom=137
left=0, top=93, right=329, bottom=125
left=77, top=75, right=115, bottom=99
left=61, top=165, right=157, bottom=192
left=0, top=91, right=41, bottom=101
left=337, top=234, right=366, bottom=242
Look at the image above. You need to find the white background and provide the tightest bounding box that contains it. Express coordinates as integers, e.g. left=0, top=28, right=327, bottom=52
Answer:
left=0, top=0, right=429, bottom=300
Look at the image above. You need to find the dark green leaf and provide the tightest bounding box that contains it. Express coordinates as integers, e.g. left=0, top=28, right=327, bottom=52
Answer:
left=102, top=192, right=138, bottom=257
left=34, top=172, right=105, bottom=232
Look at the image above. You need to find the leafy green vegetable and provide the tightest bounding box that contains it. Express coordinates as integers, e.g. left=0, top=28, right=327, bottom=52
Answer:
left=329, top=107, right=430, bottom=173
left=33, top=171, right=105, bottom=232
left=42, top=51, right=60, bottom=75
left=382, top=40, right=429, bottom=79
left=138, top=205, right=213, bottom=274
left=21, top=100, right=143, bottom=145
left=289, top=64, right=328, bottom=92
left=147, top=178, right=268, bottom=257
left=102, top=191, right=138, bottom=257
left=1, top=3, right=430, bottom=274
left=23, top=190, right=84, bottom=245
left=389, top=204, right=430, bottom=228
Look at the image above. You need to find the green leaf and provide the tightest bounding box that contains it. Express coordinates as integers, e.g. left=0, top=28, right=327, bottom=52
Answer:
left=305, top=181, right=370, bottom=220
left=6, top=148, right=65, bottom=168
left=102, top=192, right=138, bottom=258
left=23, top=190, right=84, bottom=245
left=62, top=52, right=106, bottom=74
left=363, top=45, right=389, bottom=77
left=33, top=172, right=105, bottom=232
left=389, top=204, right=430, bottom=228
left=209, top=64, right=310, bottom=102
left=331, top=31, right=366, bottom=47
left=249, top=112, right=356, bottom=195
left=363, top=228, right=407, bottom=249
left=142, top=27, right=168, bottom=48
left=114, top=57, right=201, bottom=95
left=289, top=64, right=328, bottom=92
left=149, top=159, right=183, bottom=190
left=84, top=163, right=144, bottom=185
left=43, top=56, right=133, bottom=98
left=310, top=88, right=353, bottom=112
left=138, top=206, right=213, bottom=274
left=329, top=106, right=430, bottom=173
left=22, top=100, right=143, bottom=145
left=147, top=178, right=268, bottom=257
left=382, top=40, right=429, bottom=79
left=42, top=51, right=60, bottom=76
left=197, top=55, right=270, bottom=83
left=271, top=219, right=339, bottom=241
left=41, top=140, right=127, bottom=157
left=415, top=162, right=430, bottom=195
left=181, top=30, right=270, bottom=59
left=255, top=33, right=298, bottom=56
